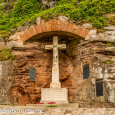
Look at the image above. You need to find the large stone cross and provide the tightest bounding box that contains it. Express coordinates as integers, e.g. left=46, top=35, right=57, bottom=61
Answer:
left=45, top=36, right=66, bottom=88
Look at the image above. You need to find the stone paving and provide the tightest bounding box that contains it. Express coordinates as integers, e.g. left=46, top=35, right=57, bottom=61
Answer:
left=0, top=105, right=115, bottom=115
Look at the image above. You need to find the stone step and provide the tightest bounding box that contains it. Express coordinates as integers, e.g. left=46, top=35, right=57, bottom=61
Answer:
left=26, top=103, right=79, bottom=108
left=0, top=106, right=114, bottom=115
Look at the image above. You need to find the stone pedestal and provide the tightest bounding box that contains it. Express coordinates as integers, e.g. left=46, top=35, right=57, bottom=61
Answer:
left=40, top=88, right=69, bottom=104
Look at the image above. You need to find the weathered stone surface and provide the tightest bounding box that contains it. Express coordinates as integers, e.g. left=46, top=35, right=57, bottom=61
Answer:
left=85, top=29, right=97, bottom=40
left=48, top=1, right=55, bottom=8
left=9, top=31, right=24, bottom=42
left=6, top=18, right=115, bottom=106
left=89, top=35, right=115, bottom=42
left=82, top=23, right=92, bottom=29
left=0, top=42, right=6, bottom=49
left=58, top=15, right=69, bottom=21
left=0, top=106, right=114, bottom=115
left=11, top=28, right=16, bottom=32
left=104, top=26, right=115, bottom=31
left=17, top=26, right=29, bottom=32
left=11, top=45, right=73, bottom=105
left=36, top=17, right=41, bottom=25
left=0, top=37, right=3, bottom=42
left=0, top=61, right=12, bottom=104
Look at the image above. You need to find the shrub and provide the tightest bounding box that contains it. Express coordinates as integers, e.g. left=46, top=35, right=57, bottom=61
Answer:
left=0, top=0, right=115, bottom=37
left=0, top=48, right=15, bottom=61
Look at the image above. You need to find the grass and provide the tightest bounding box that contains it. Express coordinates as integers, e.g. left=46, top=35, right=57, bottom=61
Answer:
left=45, top=105, right=58, bottom=107
left=0, top=103, right=12, bottom=105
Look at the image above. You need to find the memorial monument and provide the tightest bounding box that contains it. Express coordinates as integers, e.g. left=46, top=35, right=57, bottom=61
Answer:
left=40, top=36, right=69, bottom=104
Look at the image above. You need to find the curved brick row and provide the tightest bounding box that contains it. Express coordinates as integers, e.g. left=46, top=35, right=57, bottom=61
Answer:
left=20, top=19, right=89, bottom=42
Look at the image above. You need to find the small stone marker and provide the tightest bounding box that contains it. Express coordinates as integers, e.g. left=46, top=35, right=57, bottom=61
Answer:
left=29, top=66, right=35, bottom=81
left=40, top=36, right=69, bottom=104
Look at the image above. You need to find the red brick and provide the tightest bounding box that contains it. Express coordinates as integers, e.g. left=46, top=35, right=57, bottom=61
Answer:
left=67, top=23, right=74, bottom=33
left=51, top=19, right=57, bottom=31
left=45, top=21, right=51, bottom=32
left=40, top=22, right=46, bottom=32
left=35, top=24, right=42, bottom=34
left=24, top=30, right=32, bottom=39
left=20, top=32, right=28, bottom=42
left=61, top=21, right=68, bottom=31
left=29, top=26, right=37, bottom=36
left=79, top=28, right=89, bottom=38
left=76, top=26, right=83, bottom=35
left=71, top=25, right=83, bottom=35
left=72, top=24, right=79, bottom=34
left=57, top=20, right=62, bottom=31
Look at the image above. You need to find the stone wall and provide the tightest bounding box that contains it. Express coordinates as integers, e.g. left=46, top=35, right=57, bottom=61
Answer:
left=0, top=61, right=12, bottom=103
left=9, top=37, right=115, bottom=106
left=11, top=39, right=74, bottom=105
left=0, top=16, right=115, bottom=106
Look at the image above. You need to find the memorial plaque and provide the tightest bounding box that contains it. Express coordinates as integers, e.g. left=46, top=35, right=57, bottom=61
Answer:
left=40, top=88, right=69, bottom=104
left=96, top=81, right=103, bottom=96
left=83, top=64, right=90, bottom=79
left=29, top=66, right=35, bottom=81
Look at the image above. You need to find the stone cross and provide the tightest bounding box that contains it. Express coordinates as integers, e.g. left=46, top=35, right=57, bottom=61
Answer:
left=45, top=36, right=66, bottom=88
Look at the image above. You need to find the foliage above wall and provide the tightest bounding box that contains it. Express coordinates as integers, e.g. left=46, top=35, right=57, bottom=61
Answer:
left=0, top=48, right=15, bottom=61
left=0, top=0, right=115, bottom=37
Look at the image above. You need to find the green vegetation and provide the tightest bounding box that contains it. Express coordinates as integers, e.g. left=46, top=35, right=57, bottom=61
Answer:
left=0, top=48, right=15, bottom=61
left=0, top=103, right=11, bottom=105
left=106, top=42, right=114, bottom=47
left=0, top=0, right=115, bottom=37
left=106, top=60, right=111, bottom=64
left=45, top=105, right=57, bottom=107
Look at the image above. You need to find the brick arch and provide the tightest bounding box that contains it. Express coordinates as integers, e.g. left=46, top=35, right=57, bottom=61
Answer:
left=20, top=19, right=89, bottom=42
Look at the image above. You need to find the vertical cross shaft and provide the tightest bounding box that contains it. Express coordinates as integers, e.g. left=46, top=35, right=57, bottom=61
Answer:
left=45, top=36, right=66, bottom=88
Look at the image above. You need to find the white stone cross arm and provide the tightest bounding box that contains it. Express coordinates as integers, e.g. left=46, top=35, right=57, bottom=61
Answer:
left=45, top=44, right=66, bottom=50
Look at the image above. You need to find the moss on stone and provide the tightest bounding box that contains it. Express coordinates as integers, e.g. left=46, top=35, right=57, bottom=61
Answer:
left=106, top=42, right=114, bottom=47
left=0, top=48, right=15, bottom=61
left=106, top=60, right=111, bottom=64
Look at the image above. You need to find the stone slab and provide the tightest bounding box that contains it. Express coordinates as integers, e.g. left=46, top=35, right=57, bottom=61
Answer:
left=40, top=88, right=69, bottom=104
left=27, top=103, right=79, bottom=108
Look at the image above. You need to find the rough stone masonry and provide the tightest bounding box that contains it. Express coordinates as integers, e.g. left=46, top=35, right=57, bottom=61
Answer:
left=0, top=17, right=115, bottom=107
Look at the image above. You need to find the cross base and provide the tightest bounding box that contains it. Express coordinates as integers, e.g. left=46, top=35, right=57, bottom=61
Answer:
left=40, top=88, right=69, bottom=104
left=50, top=82, right=61, bottom=88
